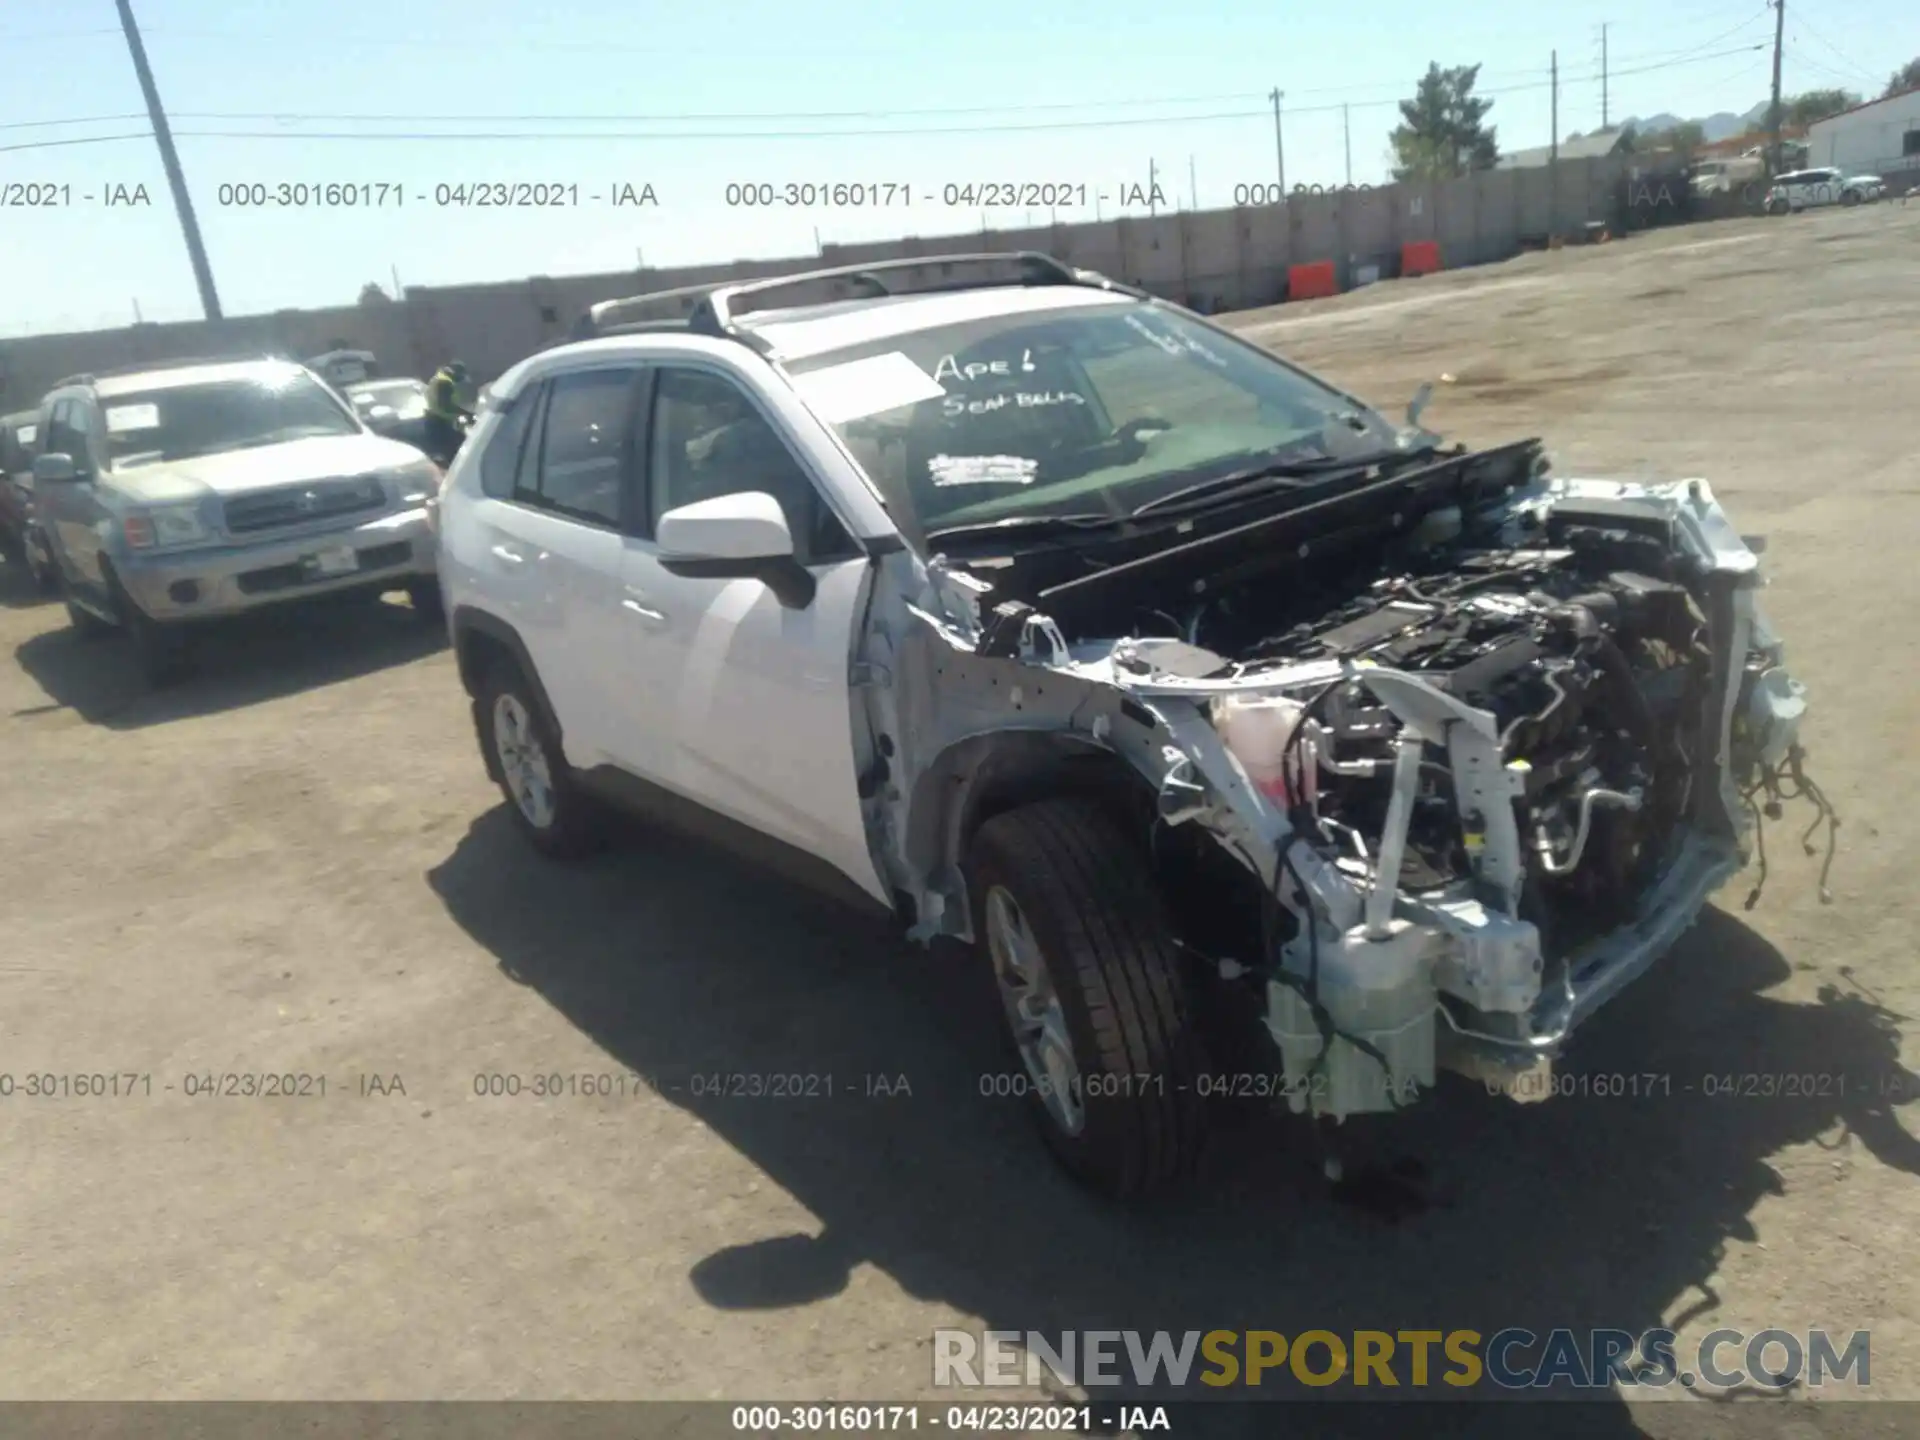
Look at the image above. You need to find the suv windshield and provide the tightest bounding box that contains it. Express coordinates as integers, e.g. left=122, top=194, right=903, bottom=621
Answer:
left=348, top=380, right=429, bottom=414
left=103, top=367, right=361, bottom=469
left=782, top=300, right=1403, bottom=536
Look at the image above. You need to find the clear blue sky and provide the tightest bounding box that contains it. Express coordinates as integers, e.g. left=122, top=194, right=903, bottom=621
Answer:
left=1, top=0, right=1909, bottom=336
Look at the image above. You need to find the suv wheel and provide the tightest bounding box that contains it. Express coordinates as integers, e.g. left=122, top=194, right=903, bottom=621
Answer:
left=405, top=577, right=445, bottom=621
left=966, top=797, right=1208, bottom=1198
left=60, top=576, right=115, bottom=640
left=1841, top=188, right=1861, bottom=207
left=477, top=662, right=601, bottom=859
left=108, top=577, right=191, bottom=687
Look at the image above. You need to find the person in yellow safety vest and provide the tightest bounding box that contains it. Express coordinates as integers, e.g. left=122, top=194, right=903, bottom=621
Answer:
left=423, top=360, right=474, bottom=464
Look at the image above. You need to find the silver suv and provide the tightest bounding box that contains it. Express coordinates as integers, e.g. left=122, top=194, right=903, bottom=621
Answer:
left=33, top=357, right=445, bottom=682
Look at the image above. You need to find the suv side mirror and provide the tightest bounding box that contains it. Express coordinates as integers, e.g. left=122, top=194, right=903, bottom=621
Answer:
left=32, top=452, right=80, bottom=485
left=657, top=490, right=815, bottom=608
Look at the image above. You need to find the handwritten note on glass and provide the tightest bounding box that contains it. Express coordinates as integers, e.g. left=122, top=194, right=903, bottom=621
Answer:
left=932, top=350, right=1041, bottom=384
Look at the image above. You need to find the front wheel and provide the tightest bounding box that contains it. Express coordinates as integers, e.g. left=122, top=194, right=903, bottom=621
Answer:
left=1766, top=197, right=1790, bottom=215
left=111, top=579, right=191, bottom=686
left=1841, top=189, right=1861, bottom=207
left=966, top=797, right=1209, bottom=1198
left=405, top=576, right=445, bottom=621
left=476, top=661, right=601, bottom=860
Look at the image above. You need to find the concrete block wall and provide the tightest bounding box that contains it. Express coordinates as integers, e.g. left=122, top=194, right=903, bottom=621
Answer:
left=0, top=156, right=1636, bottom=410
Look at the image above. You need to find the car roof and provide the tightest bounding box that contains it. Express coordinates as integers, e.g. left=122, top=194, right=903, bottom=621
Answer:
left=92, top=359, right=311, bottom=399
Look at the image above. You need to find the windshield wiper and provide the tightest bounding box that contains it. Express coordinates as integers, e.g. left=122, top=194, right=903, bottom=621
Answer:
left=924, top=512, right=1126, bottom=546
left=1127, top=449, right=1424, bottom=519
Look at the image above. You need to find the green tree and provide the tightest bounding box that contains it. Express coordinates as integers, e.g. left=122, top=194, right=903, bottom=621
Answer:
left=1390, top=63, right=1500, bottom=180
left=1782, top=88, right=1860, bottom=126
left=1886, top=58, right=1920, bottom=97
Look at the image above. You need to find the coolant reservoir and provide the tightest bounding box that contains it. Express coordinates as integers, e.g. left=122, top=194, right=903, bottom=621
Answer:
left=1213, top=694, right=1321, bottom=809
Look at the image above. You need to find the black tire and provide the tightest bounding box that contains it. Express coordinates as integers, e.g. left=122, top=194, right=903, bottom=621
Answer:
left=1766, top=197, right=1789, bottom=216
left=406, top=576, right=445, bottom=621
left=29, top=539, right=59, bottom=595
left=117, top=590, right=191, bottom=686
left=1841, top=189, right=1860, bottom=207
left=475, top=658, right=601, bottom=860
left=967, top=797, right=1209, bottom=1198
left=61, top=576, right=115, bottom=639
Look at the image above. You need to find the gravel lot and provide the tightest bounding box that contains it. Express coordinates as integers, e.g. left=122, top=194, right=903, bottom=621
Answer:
left=3, top=205, right=1916, bottom=1435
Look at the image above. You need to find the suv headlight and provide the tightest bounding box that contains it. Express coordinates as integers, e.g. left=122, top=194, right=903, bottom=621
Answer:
left=122, top=504, right=212, bottom=550
left=389, top=457, right=443, bottom=504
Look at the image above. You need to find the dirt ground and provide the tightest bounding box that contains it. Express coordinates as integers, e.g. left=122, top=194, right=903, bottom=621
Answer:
left=2, top=205, right=1917, bottom=1435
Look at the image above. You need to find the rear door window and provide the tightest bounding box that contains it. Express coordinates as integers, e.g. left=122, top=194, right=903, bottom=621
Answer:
left=522, top=368, right=639, bottom=528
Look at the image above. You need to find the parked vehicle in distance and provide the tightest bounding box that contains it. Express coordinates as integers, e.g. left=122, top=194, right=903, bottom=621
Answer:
left=33, top=357, right=445, bottom=683
left=0, top=409, right=58, bottom=591
left=345, top=377, right=433, bottom=451
left=1690, top=155, right=1764, bottom=196
left=306, top=348, right=380, bottom=388
left=438, top=253, right=1825, bottom=1199
left=1765, top=167, right=1884, bottom=212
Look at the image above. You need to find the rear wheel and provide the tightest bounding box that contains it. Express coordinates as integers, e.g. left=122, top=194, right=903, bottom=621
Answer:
left=1842, top=189, right=1861, bottom=207
left=966, top=797, right=1209, bottom=1198
left=476, top=661, right=601, bottom=860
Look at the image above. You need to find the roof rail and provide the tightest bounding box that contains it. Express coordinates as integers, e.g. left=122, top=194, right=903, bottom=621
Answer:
left=705, top=251, right=1139, bottom=326
left=570, top=251, right=1140, bottom=348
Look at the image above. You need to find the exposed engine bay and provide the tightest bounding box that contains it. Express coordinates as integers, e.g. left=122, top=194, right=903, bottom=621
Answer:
left=1143, top=534, right=1721, bottom=959
left=857, top=440, right=1836, bottom=1121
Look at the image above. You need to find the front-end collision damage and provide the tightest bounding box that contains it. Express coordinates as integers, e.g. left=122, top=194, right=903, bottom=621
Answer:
left=849, top=469, right=1835, bottom=1122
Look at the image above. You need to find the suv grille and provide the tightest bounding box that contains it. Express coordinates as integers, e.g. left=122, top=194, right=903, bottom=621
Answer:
left=222, top=476, right=387, bottom=534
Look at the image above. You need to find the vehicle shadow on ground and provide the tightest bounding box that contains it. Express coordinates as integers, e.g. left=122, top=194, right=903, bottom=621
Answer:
left=10, top=592, right=445, bottom=728
left=428, top=809, right=1917, bottom=1440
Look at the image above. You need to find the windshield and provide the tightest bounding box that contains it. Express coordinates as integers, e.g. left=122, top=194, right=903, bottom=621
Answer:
left=349, top=380, right=428, bottom=414
left=103, top=367, right=362, bottom=468
left=781, top=300, right=1399, bottom=535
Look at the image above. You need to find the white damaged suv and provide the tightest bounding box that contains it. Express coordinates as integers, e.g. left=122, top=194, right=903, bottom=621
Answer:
left=438, top=253, right=1829, bottom=1197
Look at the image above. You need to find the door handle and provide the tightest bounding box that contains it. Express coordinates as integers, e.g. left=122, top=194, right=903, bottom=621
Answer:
left=622, top=594, right=668, bottom=624
left=490, top=544, right=527, bottom=565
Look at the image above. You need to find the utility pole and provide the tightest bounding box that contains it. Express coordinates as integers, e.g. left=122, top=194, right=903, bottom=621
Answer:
left=390, top=263, right=403, bottom=297
left=115, top=0, right=221, bottom=321
left=1550, top=50, right=1560, bottom=233
left=1269, top=88, right=1287, bottom=196
left=1601, top=24, right=1610, bottom=130
left=1190, top=153, right=1198, bottom=210
left=1148, top=157, right=1159, bottom=215
left=1343, top=103, right=1353, bottom=185
left=1767, top=0, right=1786, bottom=173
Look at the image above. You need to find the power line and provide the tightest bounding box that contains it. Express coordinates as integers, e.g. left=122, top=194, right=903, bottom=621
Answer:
left=0, top=45, right=1771, bottom=153
left=0, top=132, right=154, bottom=154
left=1, top=37, right=1778, bottom=136
left=1787, top=11, right=1879, bottom=85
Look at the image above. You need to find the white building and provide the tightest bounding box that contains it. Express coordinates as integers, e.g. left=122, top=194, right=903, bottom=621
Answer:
left=1806, top=88, right=1920, bottom=182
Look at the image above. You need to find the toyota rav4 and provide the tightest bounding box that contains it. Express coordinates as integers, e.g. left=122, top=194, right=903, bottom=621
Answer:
left=438, top=253, right=1830, bottom=1198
